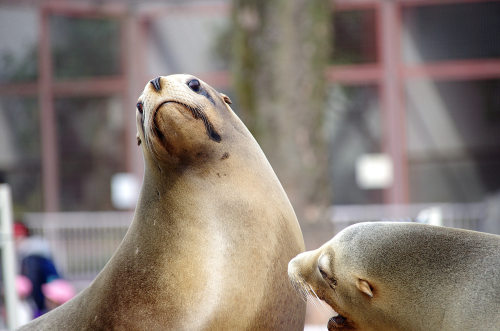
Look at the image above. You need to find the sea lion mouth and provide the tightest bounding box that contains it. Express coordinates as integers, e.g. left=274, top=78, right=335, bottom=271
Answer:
left=154, top=100, right=221, bottom=142
left=327, top=313, right=353, bottom=330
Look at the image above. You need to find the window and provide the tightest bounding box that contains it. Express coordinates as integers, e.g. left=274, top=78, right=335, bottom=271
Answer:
left=402, top=2, right=500, bottom=63
left=327, top=84, right=383, bottom=204
left=149, top=10, right=229, bottom=74
left=0, top=5, right=131, bottom=212
left=0, top=7, right=38, bottom=82
left=55, top=97, right=126, bottom=211
left=51, top=15, right=122, bottom=78
left=332, top=9, right=378, bottom=65
left=0, top=97, right=42, bottom=212
left=407, top=79, right=500, bottom=202
left=328, top=0, right=500, bottom=204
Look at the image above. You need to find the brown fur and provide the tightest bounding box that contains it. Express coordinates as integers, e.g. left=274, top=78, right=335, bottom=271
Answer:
left=289, top=222, right=500, bottom=331
left=20, top=75, right=306, bottom=330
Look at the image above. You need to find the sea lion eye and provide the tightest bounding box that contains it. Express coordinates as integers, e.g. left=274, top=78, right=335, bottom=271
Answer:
left=187, top=79, right=201, bottom=92
left=136, top=102, right=144, bottom=114
left=319, top=265, right=337, bottom=288
left=318, top=266, right=328, bottom=280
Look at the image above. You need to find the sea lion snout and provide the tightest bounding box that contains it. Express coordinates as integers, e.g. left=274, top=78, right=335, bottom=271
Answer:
left=289, top=247, right=335, bottom=286
left=288, top=255, right=301, bottom=281
left=288, top=249, right=326, bottom=297
left=288, top=251, right=314, bottom=281
left=137, top=74, right=228, bottom=164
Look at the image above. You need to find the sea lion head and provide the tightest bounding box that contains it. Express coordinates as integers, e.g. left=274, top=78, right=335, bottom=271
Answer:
left=136, top=74, right=236, bottom=168
left=289, top=222, right=500, bottom=330
left=288, top=222, right=395, bottom=331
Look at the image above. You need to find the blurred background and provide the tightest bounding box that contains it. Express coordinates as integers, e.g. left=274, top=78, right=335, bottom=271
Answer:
left=0, top=0, right=499, bottom=329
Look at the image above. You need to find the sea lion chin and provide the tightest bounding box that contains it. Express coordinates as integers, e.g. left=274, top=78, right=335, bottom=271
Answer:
left=289, top=222, right=500, bottom=331
left=19, top=74, right=306, bottom=330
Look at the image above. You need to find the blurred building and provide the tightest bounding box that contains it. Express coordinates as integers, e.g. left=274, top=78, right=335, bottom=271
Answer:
left=0, top=1, right=232, bottom=214
left=327, top=0, right=500, bottom=207
left=0, top=0, right=499, bottom=213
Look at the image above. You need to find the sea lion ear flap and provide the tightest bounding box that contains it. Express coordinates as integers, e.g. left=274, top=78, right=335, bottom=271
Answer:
left=221, top=93, right=232, bottom=105
left=356, top=279, right=373, bottom=298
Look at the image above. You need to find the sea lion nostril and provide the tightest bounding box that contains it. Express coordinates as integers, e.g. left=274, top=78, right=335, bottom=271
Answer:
left=150, top=77, right=162, bottom=91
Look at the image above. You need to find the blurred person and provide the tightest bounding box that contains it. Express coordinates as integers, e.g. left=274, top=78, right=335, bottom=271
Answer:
left=14, top=222, right=60, bottom=317
left=41, top=279, right=75, bottom=311
left=16, top=275, right=35, bottom=325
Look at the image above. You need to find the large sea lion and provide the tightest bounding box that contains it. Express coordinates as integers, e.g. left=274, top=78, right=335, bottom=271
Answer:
left=20, top=74, right=306, bottom=330
left=288, top=222, right=500, bottom=331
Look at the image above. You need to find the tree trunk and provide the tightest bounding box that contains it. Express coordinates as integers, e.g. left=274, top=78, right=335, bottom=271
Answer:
left=229, top=0, right=332, bottom=231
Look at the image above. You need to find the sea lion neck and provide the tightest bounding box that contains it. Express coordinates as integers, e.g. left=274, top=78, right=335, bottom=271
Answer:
left=17, top=73, right=306, bottom=330
left=135, top=143, right=254, bottom=223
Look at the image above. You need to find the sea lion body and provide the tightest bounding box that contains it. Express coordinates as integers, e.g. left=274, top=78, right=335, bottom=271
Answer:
left=20, top=74, right=306, bottom=330
left=288, top=222, right=500, bottom=331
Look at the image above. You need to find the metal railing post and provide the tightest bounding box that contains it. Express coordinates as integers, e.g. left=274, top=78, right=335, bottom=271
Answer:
left=0, top=184, right=20, bottom=330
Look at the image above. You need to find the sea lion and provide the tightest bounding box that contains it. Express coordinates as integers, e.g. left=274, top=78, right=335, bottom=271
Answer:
left=288, top=222, right=500, bottom=331
left=20, top=74, right=306, bottom=330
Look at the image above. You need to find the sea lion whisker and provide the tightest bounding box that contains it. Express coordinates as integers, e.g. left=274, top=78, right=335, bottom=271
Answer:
left=293, top=278, right=310, bottom=302
left=314, top=294, right=333, bottom=314
left=307, top=292, right=320, bottom=311
left=297, top=281, right=315, bottom=305
left=289, top=278, right=300, bottom=294
left=305, top=284, right=320, bottom=305
left=304, top=282, right=332, bottom=315
left=296, top=282, right=310, bottom=303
